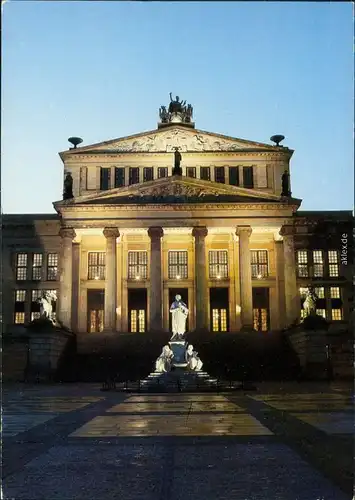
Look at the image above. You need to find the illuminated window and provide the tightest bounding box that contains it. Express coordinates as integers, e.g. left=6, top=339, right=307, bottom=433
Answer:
left=32, top=253, right=43, bottom=281
left=314, top=287, right=325, bottom=298
left=130, top=310, right=145, bottom=333
left=330, top=287, right=340, bottom=299
left=297, top=250, right=308, bottom=277
left=158, top=167, right=168, bottom=178
left=214, top=167, right=225, bottom=184
left=299, top=287, right=309, bottom=298
left=200, top=167, right=210, bottom=181
left=130, top=310, right=137, bottom=332
left=88, top=252, right=106, bottom=280
left=209, top=250, right=228, bottom=279
left=253, top=308, right=268, bottom=331
left=313, top=250, right=324, bottom=277
left=316, top=309, right=326, bottom=318
left=331, top=309, right=343, bottom=321
left=14, top=290, right=26, bottom=324
left=251, top=250, right=268, bottom=278
left=168, top=251, right=188, bottom=279
left=300, top=309, right=307, bottom=319
left=328, top=251, right=339, bottom=277
left=138, top=310, right=145, bottom=332
left=186, top=167, right=196, bottom=178
left=47, top=253, right=58, bottom=281
left=31, top=290, right=42, bottom=321
left=128, top=251, right=148, bottom=280
left=143, top=167, right=153, bottom=182
left=16, top=253, right=28, bottom=281
left=212, top=309, right=227, bottom=332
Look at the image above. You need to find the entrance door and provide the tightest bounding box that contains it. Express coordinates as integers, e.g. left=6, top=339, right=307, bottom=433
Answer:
left=128, top=288, right=147, bottom=333
left=210, top=288, right=229, bottom=332
left=169, top=288, right=189, bottom=333
left=252, top=287, right=270, bottom=331
left=87, top=289, right=104, bottom=332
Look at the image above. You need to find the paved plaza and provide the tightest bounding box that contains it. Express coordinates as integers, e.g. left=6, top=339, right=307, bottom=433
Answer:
left=2, top=383, right=354, bottom=500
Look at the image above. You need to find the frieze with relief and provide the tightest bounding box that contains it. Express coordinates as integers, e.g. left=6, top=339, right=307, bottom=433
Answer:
left=103, top=129, right=249, bottom=153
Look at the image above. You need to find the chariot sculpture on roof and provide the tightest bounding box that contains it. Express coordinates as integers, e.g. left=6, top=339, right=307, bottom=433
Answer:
left=158, top=93, right=194, bottom=125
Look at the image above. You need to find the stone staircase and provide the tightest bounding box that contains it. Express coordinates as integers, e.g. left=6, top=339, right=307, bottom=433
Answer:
left=139, top=368, right=220, bottom=392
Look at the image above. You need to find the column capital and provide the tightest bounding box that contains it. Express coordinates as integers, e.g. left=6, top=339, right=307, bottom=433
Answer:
left=59, top=227, right=76, bottom=240
left=148, top=226, right=164, bottom=239
left=192, top=226, right=208, bottom=239
left=236, top=225, right=252, bottom=237
left=103, top=227, right=120, bottom=239
left=279, top=225, right=294, bottom=238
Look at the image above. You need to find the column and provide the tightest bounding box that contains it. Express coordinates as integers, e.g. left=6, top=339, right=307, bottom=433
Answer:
left=280, top=225, right=299, bottom=326
left=58, top=227, right=76, bottom=329
left=148, top=226, right=164, bottom=331
left=236, top=225, right=253, bottom=330
left=275, top=239, right=286, bottom=329
left=103, top=227, right=119, bottom=331
left=71, top=242, right=80, bottom=332
left=192, top=227, right=208, bottom=330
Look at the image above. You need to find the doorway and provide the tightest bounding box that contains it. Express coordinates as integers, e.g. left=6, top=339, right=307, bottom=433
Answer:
left=128, top=288, right=147, bottom=333
left=210, top=287, right=229, bottom=332
left=87, top=289, right=104, bottom=332
left=169, top=288, right=189, bottom=333
left=252, top=287, right=270, bottom=331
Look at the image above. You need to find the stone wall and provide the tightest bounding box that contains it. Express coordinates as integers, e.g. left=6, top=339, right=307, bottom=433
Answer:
left=27, top=329, right=74, bottom=374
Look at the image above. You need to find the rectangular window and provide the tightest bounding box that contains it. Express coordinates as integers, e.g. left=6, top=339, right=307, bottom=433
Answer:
left=212, top=309, right=227, bottom=332
left=16, top=253, right=28, bottom=281
left=253, top=308, right=268, bottom=331
left=330, top=286, right=340, bottom=299
left=200, top=167, right=211, bottom=181
left=130, top=310, right=145, bottom=333
left=251, top=250, right=268, bottom=278
left=114, top=167, right=125, bottom=188
left=14, top=290, right=26, bottom=324
left=243, top=166, right=254, bottom=188
left=214, top=167, right=225, bottom=184
left=143, top=167, right=154, bottom=182
left=229, top=167, right=239, bottom=186
left=158, top=167, right=168, bottom=178
left=100, top=167, right=111, bottom=190
left=316, top=309, right=326, bottom=318
left=31, top=289, right=42, bottom=321
left=328, top=250, right=339, bottom=277
left=297, top=250, right=308, bottom=277
left=129, top=167, right=139, bottom=185
left=331, top=309, right=343, bottom=321
left=168, top=251, right=188, bottom=279
left=32, top=253, right=43, bottom=281
left=88, top=252, right=106, bottom=280
left=128, top=251, right=148, bottom=280
left=209, top=250, right=228, bottom=279
left=314, top=287, right=325, bottom=299
left=186, top=167, right=196, bottom=178
left=299, top=287, right=309, bottom=298
left=313, top=250, right=324, bottom=277
left=47, top=253, right=58, bottom=281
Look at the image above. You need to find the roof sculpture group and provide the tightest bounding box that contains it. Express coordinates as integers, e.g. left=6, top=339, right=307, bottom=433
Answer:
left=159, top=93, right=194, bottom=125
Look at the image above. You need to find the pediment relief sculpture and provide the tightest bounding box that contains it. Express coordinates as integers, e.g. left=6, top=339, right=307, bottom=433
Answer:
left=101, top=128, right=252, bottom=153
left=139, top=183, right=221, bottom=198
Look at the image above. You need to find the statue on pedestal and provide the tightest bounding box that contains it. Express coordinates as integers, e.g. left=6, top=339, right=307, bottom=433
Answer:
left=63, top=172, right=74, bottom=200
left=172, top=147, right=182, bottom=176
left=185, top=344, right=203, bottom=371
left=37, top=290, right=57, bottom=324
left=158, top=94, right=194, bottom=126
left=155, top=345, right=174, bottom=373
left=170, top=294, right=188, bottom=341
left=281, top=169, right=291, bottom=197
left=303, top=286, right=318, bottom=317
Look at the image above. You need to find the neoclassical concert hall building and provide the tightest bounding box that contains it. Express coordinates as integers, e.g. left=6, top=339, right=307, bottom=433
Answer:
left=2, top=97, right=353, bottom=345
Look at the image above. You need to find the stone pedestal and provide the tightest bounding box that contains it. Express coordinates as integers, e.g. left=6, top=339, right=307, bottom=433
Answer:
left=169, top=341, right=187, bottom=367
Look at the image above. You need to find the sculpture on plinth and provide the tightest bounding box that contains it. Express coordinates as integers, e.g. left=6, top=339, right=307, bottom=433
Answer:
left=186, top=344, right=203, bottom=371
left=155, top=345, right=174, bottom=373
left=170, top=294, right=188, bottom=341
left=158, top=93, right=194, bottom=126
left=37, top=290, right=57, bottom=324
left=302, top=286, right=318, bottom=317
left=172, top=147, right=182, bottom=176
left=63, top=172, right=74, bottom=200
left=281, top=169, right=291, bottom=197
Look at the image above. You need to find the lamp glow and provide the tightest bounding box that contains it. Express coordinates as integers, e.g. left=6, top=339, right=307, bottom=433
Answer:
left=135, top=275, right=140, bottom=280
left=176, top=274, right=181, bottom=280
left=94, top=276, right=99, bottom=280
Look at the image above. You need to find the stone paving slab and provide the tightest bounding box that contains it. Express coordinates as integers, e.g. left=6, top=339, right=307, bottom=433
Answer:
left=107, top=400, right=244, bottom=412
left=2, top=413, right=62, bottom=437
left=291, top=411, right=354, bottom=434
left=70, top=413, right=273, bottom=437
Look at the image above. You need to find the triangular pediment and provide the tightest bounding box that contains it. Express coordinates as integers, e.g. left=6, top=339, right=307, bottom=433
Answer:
left=55, top=176, right=298, bottom=208
left=60, top=125, right=287, bottom=155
